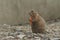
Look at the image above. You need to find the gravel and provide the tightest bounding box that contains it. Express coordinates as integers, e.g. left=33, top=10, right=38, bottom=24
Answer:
left=0, top=22, right=60, bottom=40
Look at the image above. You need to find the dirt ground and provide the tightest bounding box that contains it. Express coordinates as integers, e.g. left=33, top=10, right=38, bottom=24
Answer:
left=0, top=21, right=60, bottom=40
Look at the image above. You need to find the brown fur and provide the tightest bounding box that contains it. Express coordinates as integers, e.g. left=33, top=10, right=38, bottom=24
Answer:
left=29, top=10, right=46, bottom=34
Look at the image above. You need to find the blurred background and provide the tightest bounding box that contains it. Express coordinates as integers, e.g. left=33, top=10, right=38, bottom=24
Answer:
left=0, top=0, right=60, bottom=25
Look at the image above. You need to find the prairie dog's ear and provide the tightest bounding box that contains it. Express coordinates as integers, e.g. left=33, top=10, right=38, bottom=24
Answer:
left=31, top=9, right=34, bottom=13
left=29, top=9, right=35, bottom=16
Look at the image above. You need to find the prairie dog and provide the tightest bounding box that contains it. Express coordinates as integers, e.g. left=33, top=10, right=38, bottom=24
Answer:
left=29, top=10, right=46, bottom=34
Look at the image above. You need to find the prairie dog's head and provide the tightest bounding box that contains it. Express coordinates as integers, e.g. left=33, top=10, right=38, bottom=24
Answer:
left=29, top=10, right=38, bottom=18
left=29, top=10, right=41, bottom=22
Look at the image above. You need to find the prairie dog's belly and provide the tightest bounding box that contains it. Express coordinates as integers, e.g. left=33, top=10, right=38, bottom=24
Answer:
left=31, top=21, right=45, bottom=33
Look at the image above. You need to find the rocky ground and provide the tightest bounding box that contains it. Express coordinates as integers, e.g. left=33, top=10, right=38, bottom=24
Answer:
left=0, top=21, right=60, bottom=40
